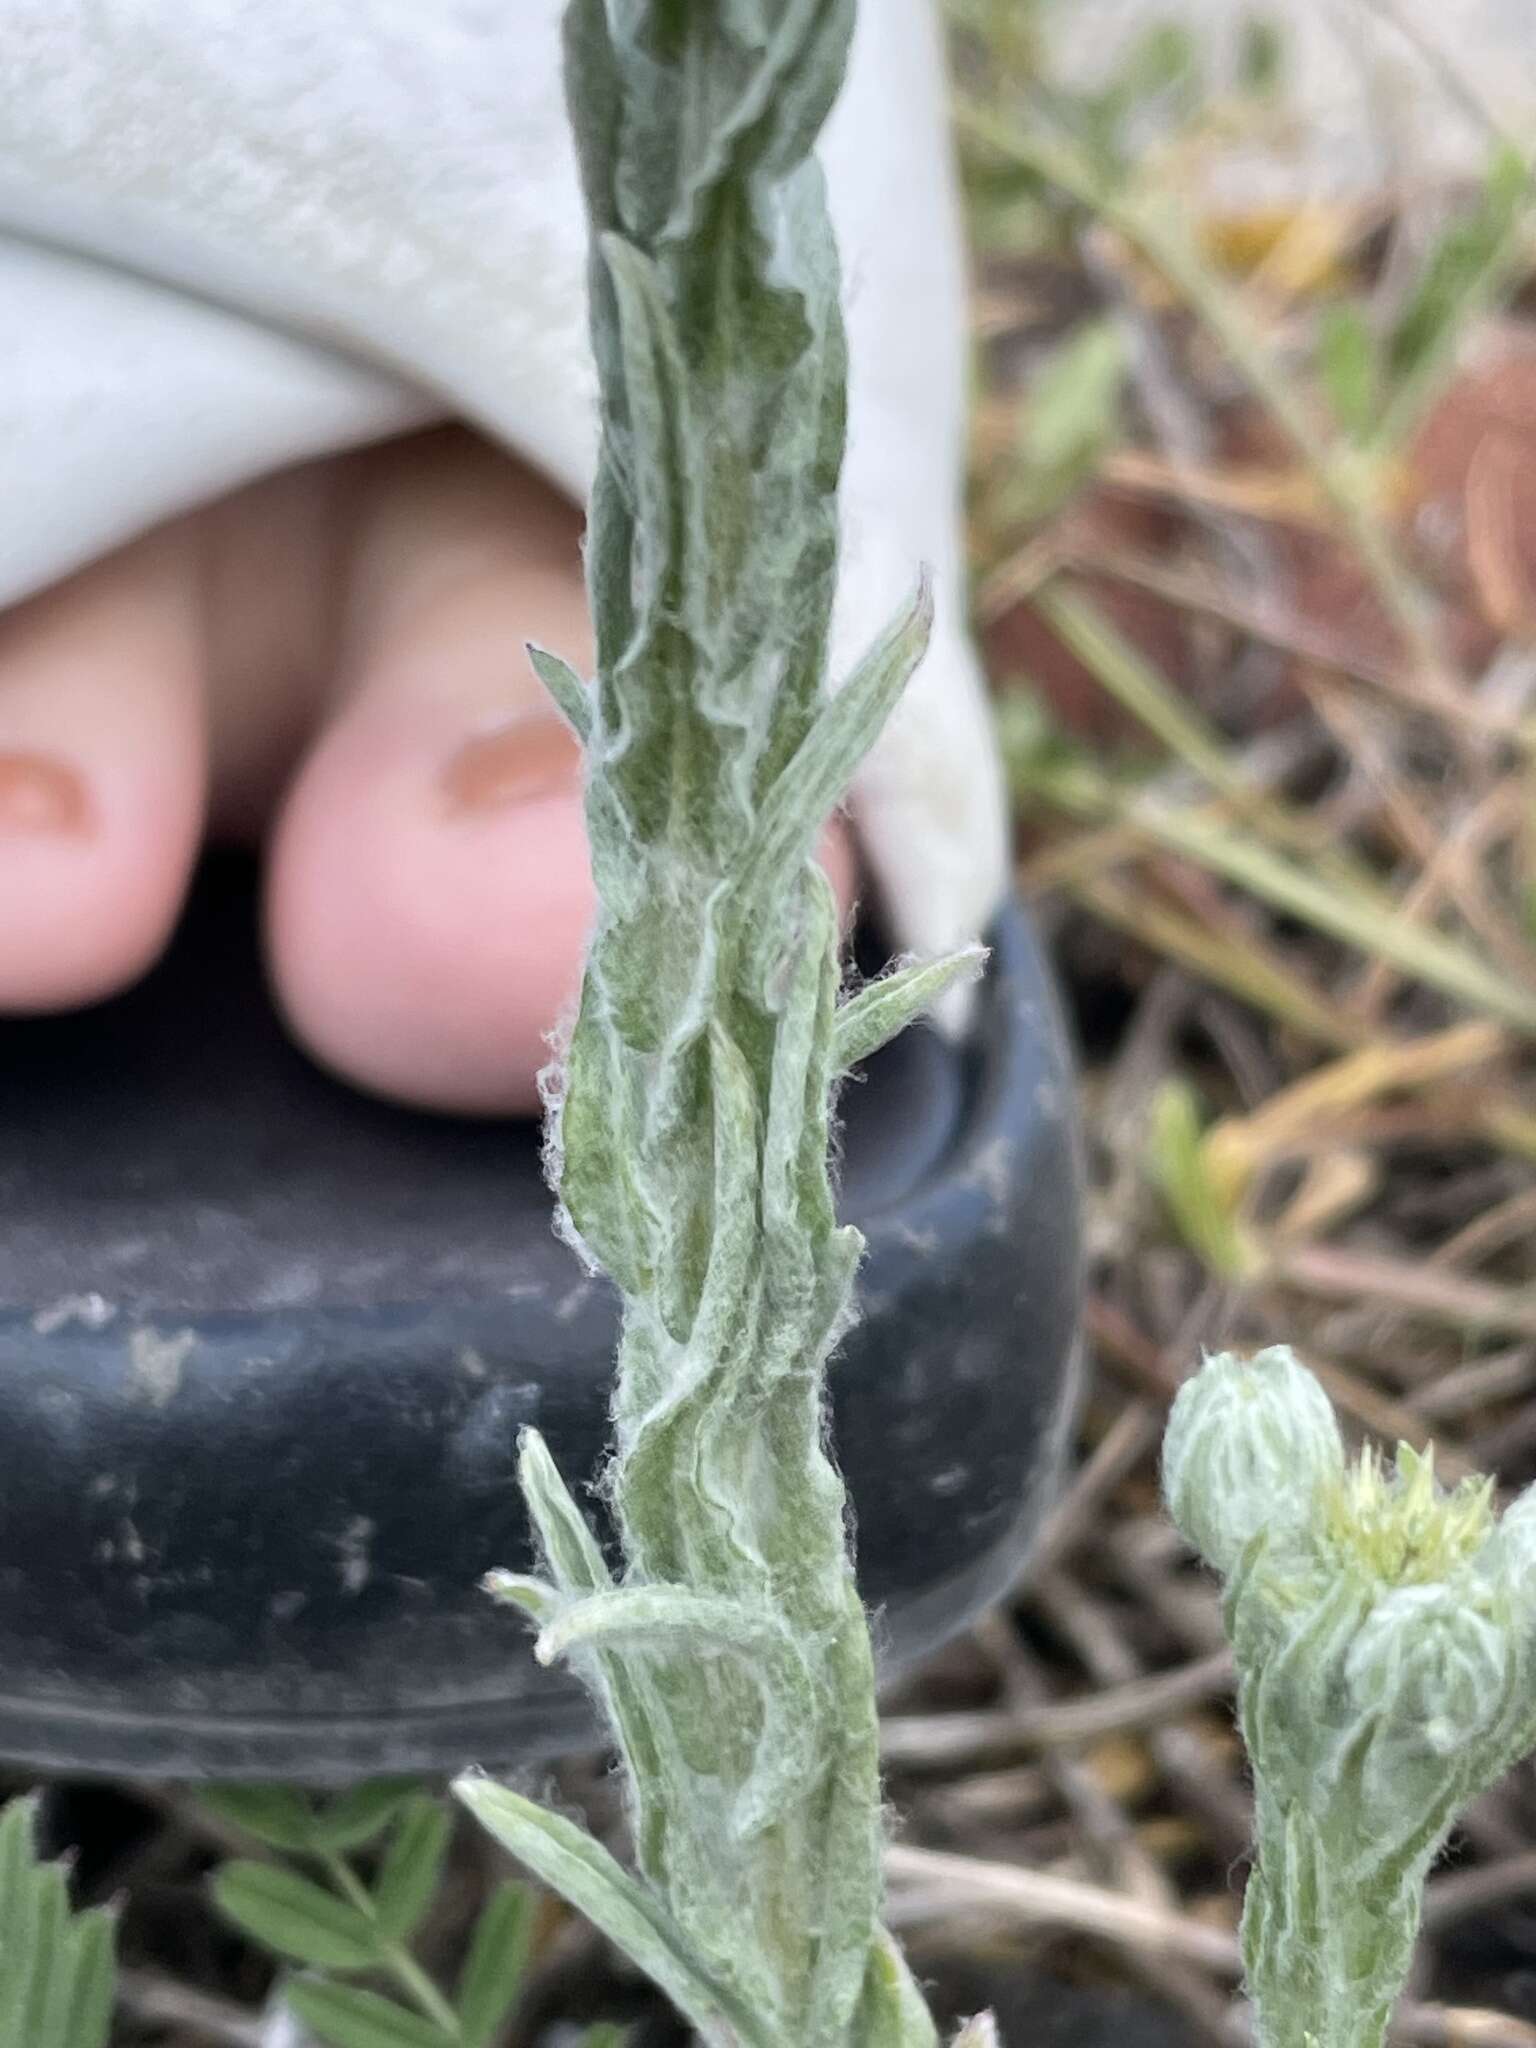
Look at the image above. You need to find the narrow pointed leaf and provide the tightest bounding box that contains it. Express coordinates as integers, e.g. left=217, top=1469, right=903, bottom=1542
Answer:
left=513, top=1436, right=666, bottom=1860
left=517, top=1428, right=612, bottom=1596
left=453, top=1777, right=767, bottom=2047
left=741, top=577, right=933, bottom=923
left=213, top=1861, right=377, bottom=1971
left=372, top=1798, right=451, bottom=1945
left=1149, top=1079, right=1256, bottom=1280
left=529, top=645, right=594, bottom=743
left=598, top=234, right=691, bottom=635
left=834, top=949, right=987, bottom=1073
left=483, top=1570, right=563, bottom=1623
left=284, top=1978, right=449, bottom=2048
left=456, top=1880, right=536, bottom=2048
left=533, top=1582, right=786, bottom=1665
left=851, top=1928, right=940, bottom=2048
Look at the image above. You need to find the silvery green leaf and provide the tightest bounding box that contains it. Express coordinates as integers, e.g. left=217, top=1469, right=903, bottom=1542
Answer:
left=656, top=2, right=855, bottom=239
left=556, top=1005, right=662, bottom=1292
left=797, top=1612, right=887, bottom=2044
left=759, top=869, right=842, bottom=1318
left=596, top=235, right=694, bottom=645
left=533, top=1583, right=817, bottom=1838
left=834, top=949, right=988, bottom=1073
left=513, top=1433, right=668, bottom=1874
left=849, top=1926, right=940, bottom=2047
left=0, top=1798, right=117, bottom=2048
left=739, top=577, right=934, bottom=970
left=562, top=0, right=854, bottom=247
left=482, top=1570, right=563, bottom=1623
left=17, top=1862, right=71, bottom=2045
left=452, top=1777, right=766, bottom=2048
left=528, top=645, right=594, bottom=743
left=950, top=2017, right=1001, bottom=2048
left=534, top=1582, right=789, bottom=1669
left=516, top=1428, right=612, bottom=1597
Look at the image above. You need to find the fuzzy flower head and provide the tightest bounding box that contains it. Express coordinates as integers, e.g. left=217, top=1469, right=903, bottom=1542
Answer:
left=1322, top=1443, right=1494, bottom=1589
left=1319, top=1447, right=1529, bottom=1763
left=1169, top=1350, right=1536, bottom=1809
left=1345, top=1580, right=1512, bottom=1757
left=1162, top=1345, right=1344, bottom=1575
left=1167, top=1352, right=1536, bottom=2048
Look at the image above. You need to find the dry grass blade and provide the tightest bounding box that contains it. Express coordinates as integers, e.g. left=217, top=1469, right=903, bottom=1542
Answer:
left=1279, top=1245, right=1536, bottom=1342
left=884, top=1844, right=1242, bottom=1974
left=956, top=103, right=1456, bottom=700
left=116, top=1968, right=268, bottom=2048
left=881, top=1651, right=1235, bottom=1773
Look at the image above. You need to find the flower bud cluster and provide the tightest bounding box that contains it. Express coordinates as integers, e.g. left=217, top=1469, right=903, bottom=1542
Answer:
left=1164, top=1346, right=1536, bottom=2048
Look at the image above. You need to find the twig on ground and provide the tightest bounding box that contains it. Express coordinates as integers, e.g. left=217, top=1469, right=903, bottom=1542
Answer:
left=883, top=1843, right=1241, bottom=1973
left=116, top=1968, right=267, bottom=2048
left=881, top=1652, right=1235, bottom=1774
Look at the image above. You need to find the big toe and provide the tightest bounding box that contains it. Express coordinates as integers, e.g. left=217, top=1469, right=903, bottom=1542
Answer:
left=0, top=530, right=205, bottom=1011
left=267, top=432, right=856, bottom=1117
left=266, top=437, right=598, bottom=1116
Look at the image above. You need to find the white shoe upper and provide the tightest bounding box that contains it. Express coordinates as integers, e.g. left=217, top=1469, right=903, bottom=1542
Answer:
left=0, top=1, right=1009, bottom=966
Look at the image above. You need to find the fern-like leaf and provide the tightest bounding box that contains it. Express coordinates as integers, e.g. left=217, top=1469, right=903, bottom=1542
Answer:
left=0, top=1795, right=116, bottom=2048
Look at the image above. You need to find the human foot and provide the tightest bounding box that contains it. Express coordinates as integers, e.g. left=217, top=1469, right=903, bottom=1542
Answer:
left=0, top=427, right=857, bottom=1115
left=1, top=0, right=1011, bottom=1127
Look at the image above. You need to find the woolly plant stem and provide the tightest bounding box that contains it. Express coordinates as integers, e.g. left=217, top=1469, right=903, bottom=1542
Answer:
left=457, top=5, right=980, bottom=2044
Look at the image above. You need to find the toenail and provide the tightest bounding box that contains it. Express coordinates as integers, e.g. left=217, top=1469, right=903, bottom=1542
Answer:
left=443, top=715, right=581, bottom=814
left=0, top=752, right=91, bottom=834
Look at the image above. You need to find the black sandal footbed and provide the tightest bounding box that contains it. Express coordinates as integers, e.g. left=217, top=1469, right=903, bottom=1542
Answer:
left=0, top=855, right=1082, bottom=1779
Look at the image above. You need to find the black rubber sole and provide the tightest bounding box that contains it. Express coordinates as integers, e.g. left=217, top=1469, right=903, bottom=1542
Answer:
left=0, top=858, right=1082, bottom=1779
